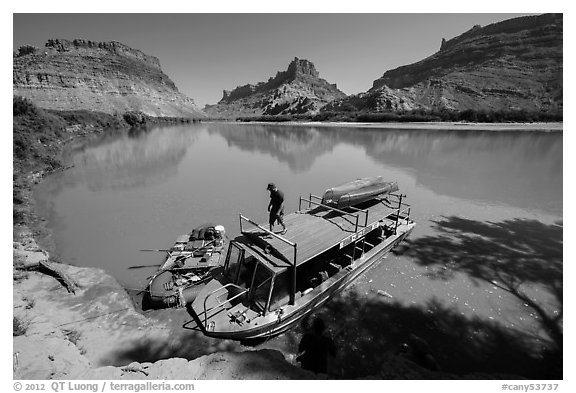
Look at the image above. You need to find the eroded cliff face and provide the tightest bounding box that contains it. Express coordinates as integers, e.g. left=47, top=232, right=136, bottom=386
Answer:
left=13, top=39, right=205, bottom=118
left=328, top=14, right=563, bottom=114
left=204, top=57, right=346, bottom=118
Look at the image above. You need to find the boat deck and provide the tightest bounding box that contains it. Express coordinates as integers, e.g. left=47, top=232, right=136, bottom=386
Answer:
left=242, top=197, right=402, bottom=273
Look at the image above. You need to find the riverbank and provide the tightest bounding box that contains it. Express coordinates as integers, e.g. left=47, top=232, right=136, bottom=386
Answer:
left=229, top=120, right=563, bottom=132
left=13, top=229, right=316, bottom=379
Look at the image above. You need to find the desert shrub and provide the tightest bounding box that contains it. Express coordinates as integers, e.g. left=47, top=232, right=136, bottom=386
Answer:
left=236, top=108, right=562, bottom=124
left=236, top=115, right=294, bottom=122
left=123, top=111, right=147, bottom=127
left=13, top=96, right=38, bottom=116
left=16, top=45, right=38, bottom=57
left=54, top=109, right=126, bottom=129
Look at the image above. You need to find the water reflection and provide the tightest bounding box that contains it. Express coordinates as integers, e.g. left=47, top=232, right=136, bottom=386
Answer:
left=57, top=123, right=562, bottom=215
left=208, top=124, right=333, bottom=173
left=67, top=125, right=200, bottom=191
left=358, top=129, right=562, bottom=215
left=209, top=124, right=562, bottom=215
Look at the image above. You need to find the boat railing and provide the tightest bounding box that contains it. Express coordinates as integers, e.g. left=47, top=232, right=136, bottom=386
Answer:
left=239, top=214, right=296, bottom=248
left=361, top=193, right=411, bottom=234
left=388, top=193, right=411, bottom=208
left=299, top=194, right=369, bottom=232
left=202, top=283, right=249, bottom=328
left=239, top=214, right=299, bottom=305
left=390, top=194, right=412, bottom=234
left=400, top=206, right=412, bottom=224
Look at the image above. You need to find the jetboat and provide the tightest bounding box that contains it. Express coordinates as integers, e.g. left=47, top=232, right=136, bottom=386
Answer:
left=184, top=181, right=415, bottom=339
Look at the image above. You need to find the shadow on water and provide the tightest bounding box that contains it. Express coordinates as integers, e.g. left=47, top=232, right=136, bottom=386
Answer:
left=404, top=217, right=563, bottom=351
left=292, top=217, right=561, bottom=379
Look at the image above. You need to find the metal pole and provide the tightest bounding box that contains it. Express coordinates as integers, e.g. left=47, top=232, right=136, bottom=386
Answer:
left=394, top=195, right=403, bottom=235
left=290, top=247, right=297, bottom=305
left=239, top=215, right=296, bottom=246
left=239, top=213, right=243, bottom=233
left=309, top=193, right=312, bottom=209
left=249, top=264, right=258, bottom=300
left=265, top=275, right=275, bottom=316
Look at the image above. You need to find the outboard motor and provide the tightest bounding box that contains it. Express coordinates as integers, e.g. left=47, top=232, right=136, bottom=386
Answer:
left=214, top=225, right=226, bottom=247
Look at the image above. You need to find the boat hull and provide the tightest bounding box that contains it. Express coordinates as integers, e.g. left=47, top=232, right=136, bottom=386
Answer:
left=145, top=270, right=207, bottom=309
left=196, top=222, right=415, bottom=340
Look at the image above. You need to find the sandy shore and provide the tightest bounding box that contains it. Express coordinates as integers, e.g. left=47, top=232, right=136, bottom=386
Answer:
left=232, top=121, right=563, bottom=132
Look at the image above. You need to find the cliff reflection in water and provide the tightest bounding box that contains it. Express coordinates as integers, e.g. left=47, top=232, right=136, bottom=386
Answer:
left=66, top=125, right=200, bottom=191
left=209, top=124, right=562, bottom=215
left=207, top=123, right=333, bottom=173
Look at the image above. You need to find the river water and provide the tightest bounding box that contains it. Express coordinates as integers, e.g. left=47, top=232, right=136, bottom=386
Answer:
left=33, top=123, right=563, bottom=377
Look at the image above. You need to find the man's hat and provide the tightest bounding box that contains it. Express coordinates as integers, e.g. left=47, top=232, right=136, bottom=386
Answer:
left=266, top=183, right=275, bottom=190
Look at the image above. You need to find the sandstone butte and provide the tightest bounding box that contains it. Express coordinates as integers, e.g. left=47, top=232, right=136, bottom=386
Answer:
left=204, top=57, right=347, bottom=118
left=13, top=39, right=205, bottom=118
left=326, top=13, right=563, bottom=115
left=13, top=14, right=564, bottom=121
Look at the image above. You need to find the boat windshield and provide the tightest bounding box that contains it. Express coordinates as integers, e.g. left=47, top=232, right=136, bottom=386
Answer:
left=223, top=242, right=256, bottom=286
left=223, top=242, right=244, bottom=283
left=268, top=271, right=290, bottom=312
left=248, top=262, right=274, bottom=314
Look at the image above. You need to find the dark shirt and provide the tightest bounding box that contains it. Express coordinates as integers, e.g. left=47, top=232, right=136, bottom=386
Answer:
left=269, top=188, right=285, bottom=210
left=298, top=332, right=336, bottom=374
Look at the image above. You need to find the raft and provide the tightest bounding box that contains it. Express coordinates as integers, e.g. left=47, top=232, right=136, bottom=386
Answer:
left=321, top=176, right=399, bottom=209
left=144, top=224, right=228, bottom=309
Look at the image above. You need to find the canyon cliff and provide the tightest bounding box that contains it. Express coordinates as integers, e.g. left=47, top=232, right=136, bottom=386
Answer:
left=13, top=39, right=205, bottom=118
left=204, top=57, right=346, bottom=118
left=326, top=14, right=562, bottom=115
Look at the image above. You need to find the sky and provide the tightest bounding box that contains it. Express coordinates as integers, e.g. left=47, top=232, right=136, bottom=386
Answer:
left=13, top=12, right=536, bottom=108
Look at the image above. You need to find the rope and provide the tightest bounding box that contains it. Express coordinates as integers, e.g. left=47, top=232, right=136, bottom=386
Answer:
left=123, top=286, right=149, bottom=293
left=55, top=307, right=132, bottom=327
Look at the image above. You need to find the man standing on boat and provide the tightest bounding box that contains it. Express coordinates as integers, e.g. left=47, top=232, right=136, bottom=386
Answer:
left=267, top=182, right=287, bottom=235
